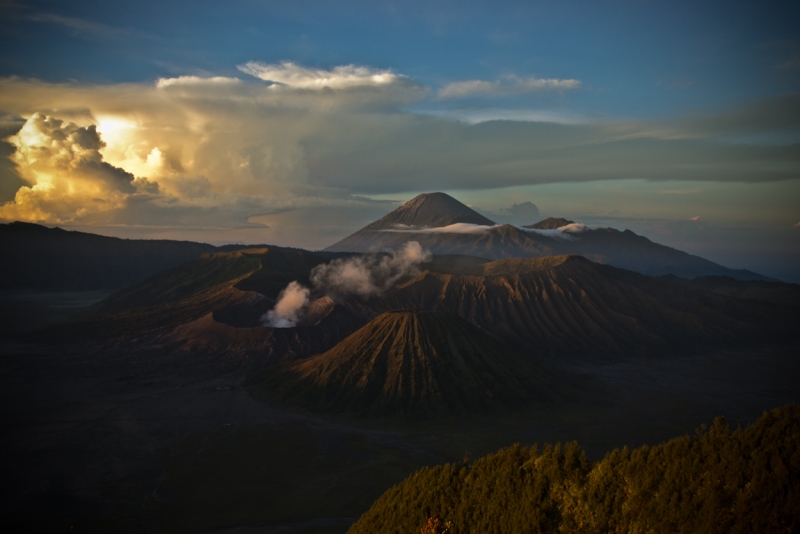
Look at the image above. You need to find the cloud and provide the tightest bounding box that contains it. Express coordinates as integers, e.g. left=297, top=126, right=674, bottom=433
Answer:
left=689, top=215, right=701, bottom=221
left=0, top=69, right=797, bottom=243
left=26, top=13, right=139, bottom=41
left=427, top=108, right=588, bottom=124
left=794, top=222, right=800, bottom=228
left=381, top=222, right=498, bottom=234
left=156, top=76, right=241, bottom=88
left=238, top=61, right=419, bottom=93
left=0, top=113, right=150, bottom=223
left=521, top=223, right=588, bottom=240
left=438, top=76, right=580, bottom=99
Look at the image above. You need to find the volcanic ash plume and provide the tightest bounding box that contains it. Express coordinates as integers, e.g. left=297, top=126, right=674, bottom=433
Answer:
left=310, top=241, right=431, bottom=298
left=261, top=281, right=310, bottom=328
left=261, top=241, right=430, bottom=328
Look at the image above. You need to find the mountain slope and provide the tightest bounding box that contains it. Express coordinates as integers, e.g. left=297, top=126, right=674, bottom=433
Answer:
left=251, top=310, right=567, bottom=416
left=32, top=246, right=352, bottom=342
left=326, top=192, right=495, bottom=252
left=342, top=256, right=794, bottom=360
left=362, top=192, right=495, bottom=229
left=525, top=217, right=575, bottom=229
left=0, top=222, right=221, bottom=291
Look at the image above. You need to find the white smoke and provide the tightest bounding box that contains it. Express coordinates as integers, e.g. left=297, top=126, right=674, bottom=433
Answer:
left=261, top=241, right=431, bottom=328
left=261, top=281, right=310, bottom=328
left=311, top=241, right=431, bottom=298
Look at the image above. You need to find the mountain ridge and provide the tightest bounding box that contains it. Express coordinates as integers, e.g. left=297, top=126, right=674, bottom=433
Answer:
left=324, top=194, right=772, bottom=281
left=250, top=310, right=570, bottom=417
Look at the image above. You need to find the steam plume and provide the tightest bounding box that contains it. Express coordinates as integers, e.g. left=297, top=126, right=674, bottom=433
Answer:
left=261, top=281, right=310, bottom=328
left=311, top=241, right=431, bottom=298
left=261, top=241, right=430, bottom=328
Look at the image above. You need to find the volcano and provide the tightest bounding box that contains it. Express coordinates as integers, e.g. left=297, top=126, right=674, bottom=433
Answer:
left=251, top=310, right=565, bottom=417
left=325, top=193, right=771, bottom=280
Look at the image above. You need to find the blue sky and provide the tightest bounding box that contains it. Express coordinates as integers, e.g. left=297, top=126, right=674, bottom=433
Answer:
left=0, top=0, right=798, bottom=279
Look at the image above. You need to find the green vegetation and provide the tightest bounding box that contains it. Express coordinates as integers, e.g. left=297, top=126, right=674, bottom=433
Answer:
left=349, top=405, right=800, bottom=533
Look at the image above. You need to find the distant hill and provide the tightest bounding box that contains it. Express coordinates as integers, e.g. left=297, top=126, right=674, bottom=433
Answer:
left=249, top=310, right=571, bottom=416
left=0, top=222, right=221, bottom=291
left=525, top=217, right=574, bottom=229
left=325, top=194, right=771, bottom=281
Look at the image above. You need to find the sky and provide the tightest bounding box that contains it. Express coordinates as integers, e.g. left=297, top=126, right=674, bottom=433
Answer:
left=0, top=0, right=798, bottom=280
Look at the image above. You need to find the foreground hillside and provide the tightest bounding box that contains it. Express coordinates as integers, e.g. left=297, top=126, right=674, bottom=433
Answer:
left=349, top=404, right=800, bottom=534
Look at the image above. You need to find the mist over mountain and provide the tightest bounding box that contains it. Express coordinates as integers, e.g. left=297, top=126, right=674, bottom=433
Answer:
left=325, top=193, right=772, bottom=281
left=357, top=192, right=496, bottom=230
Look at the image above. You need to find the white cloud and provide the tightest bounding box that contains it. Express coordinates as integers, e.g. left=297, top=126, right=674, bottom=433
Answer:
left=438, top=76, right=581, bottom=99
left=238, top=61, right=409, bottom=91
left=156, top=76, right=241, bottom=88
left=521, top=223, right=589, bottom=240
left=0, top=66, right=795, bottom=244
left=381, top=222, right=498, bottom=234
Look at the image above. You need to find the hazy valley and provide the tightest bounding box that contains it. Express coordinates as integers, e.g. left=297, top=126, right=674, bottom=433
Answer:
left=1, top=193, right=798, bottom=533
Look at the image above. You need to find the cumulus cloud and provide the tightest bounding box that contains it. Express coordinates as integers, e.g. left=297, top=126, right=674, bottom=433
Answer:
left=261, top=241, right=431, bottom=327
left=0, top=113, right=149, bottom=223
left=438, top=76, right=581, bottom=99
left=0, top=68, right=796, bottom=244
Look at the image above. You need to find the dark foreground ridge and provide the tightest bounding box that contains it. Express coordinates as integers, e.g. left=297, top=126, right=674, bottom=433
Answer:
left=249, top=310, right=573, bottom=417
left=348, top=404, right=800, bottom=533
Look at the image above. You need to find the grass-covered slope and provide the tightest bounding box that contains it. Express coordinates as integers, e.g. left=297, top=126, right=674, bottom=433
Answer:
left=348, top=404, right=800, bottom=534
left=250, top=310, right=570, bottom=416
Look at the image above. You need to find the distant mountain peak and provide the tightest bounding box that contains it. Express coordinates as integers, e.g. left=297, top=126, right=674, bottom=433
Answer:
left=525, top=217, right=575, bottom=230
left=363, top=192, right=496, bottom=231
